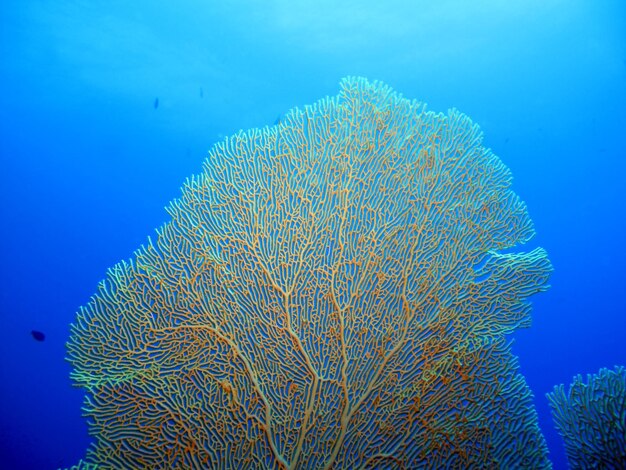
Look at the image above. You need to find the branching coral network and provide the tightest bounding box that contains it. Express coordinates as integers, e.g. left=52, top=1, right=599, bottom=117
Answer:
left=548, top=365, right=626, bottom=469
left=67, top=77, right=552, bottom=469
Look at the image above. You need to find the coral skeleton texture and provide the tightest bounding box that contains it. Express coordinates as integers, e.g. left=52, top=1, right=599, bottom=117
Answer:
left=68, top=77, right=552, bottom=469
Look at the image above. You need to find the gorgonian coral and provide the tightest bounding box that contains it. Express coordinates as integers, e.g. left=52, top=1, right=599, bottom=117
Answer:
left=68, top=77, right=552, bottom=468
left=548, top=365, right=626, bottom=469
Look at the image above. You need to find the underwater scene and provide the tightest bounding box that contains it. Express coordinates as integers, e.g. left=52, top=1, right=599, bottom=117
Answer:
left=0, top=1, right=624, bottom=469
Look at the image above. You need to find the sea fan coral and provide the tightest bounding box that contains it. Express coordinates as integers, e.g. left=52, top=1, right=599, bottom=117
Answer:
left=67, top=77, right=552, bottom=468
left=548, top=365, right=626, bottom=469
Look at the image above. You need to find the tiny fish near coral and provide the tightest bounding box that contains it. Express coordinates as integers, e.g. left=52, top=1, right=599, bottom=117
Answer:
left=31, top=330, right=45, bottom=341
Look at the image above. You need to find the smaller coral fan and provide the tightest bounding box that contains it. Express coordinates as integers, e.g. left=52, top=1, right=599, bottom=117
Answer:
left=548, top=365, right=626, bottom=469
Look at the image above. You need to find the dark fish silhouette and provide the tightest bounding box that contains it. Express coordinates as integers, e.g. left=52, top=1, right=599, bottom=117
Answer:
left=31, top=330, right=45, bottom=341
left=154, top=97, right=159, bottom=109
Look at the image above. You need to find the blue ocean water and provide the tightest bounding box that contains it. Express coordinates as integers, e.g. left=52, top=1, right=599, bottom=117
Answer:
left=0, top=1, right=624, bottom=468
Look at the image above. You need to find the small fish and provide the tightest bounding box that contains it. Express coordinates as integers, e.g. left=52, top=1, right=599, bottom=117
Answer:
left=31, top=330, right=45, bottom=342
left=154, top=97, right=159, bottom=109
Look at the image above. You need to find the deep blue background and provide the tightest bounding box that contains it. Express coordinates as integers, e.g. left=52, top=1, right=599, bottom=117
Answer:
left=1, top=1, right=624, bottom=468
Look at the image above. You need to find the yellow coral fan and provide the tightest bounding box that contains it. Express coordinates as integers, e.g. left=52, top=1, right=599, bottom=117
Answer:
left=67, top=77, right=552, bottom=469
